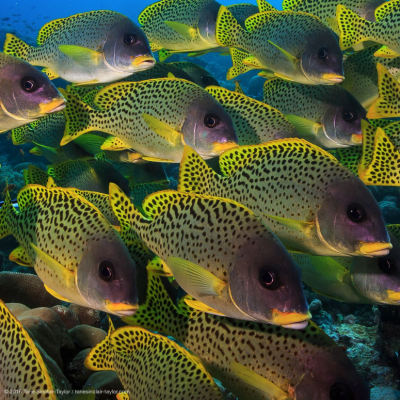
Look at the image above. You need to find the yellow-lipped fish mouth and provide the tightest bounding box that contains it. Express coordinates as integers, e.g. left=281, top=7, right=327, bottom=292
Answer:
left=132, top=55, right=156, bottom=67
left=387, top=290, right=400, bottom=302
left=322, top=73, right=345, bottom=83
left=271, top=309, right=312, bottom=330
left=351, top=133, right=363, bottom=144
left=106, top=301, right=139, bottom=316
left=39, top=98, right=66, bottom=114
left=358, top=241, right=392, bottom=257
left=212, top=141, right=239, bottom=154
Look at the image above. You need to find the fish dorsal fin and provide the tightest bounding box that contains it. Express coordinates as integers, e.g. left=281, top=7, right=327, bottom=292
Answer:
left=17, top=184, right=49, bottom=211
left=375, top=0, right=399, bottom=22
left=46, top=177, right=57, bottom=188
left=9, top=246, right=33, bottom=267
left=138, top=0, right=175, bottom=25
left=142, top=190, right=187, bottom=219
left=257, top=0, right=278, bottom=13
left=282, top=0, right=302, bottom=10
left=37, top=17, right=67, bottom=45
left=218, top=139, right=338, bottom=176
left=94, top=82, right=136, bottom=110
left=234, top=81, right=244, bottom=94
left=245, top=11, right=289, bottom=32
left=335, top=146, right=362, bottom=175
left=231, top=362, right=289, bottom=399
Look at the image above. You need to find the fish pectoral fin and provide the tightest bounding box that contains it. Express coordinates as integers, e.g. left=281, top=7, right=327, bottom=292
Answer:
left=142, top=113, right=182, bottom=146
left=146, top=256, right=173, bottom=277
left=310, top=256, right=348, bottom=283
left=262, top=214, right=315, bottom=236
left=231, top=362, right=289, bottom=399
left=41, top=67, right=59, bottom=80
left=59, top=45, right=102, bottom=67
left=44, top=284, right=72, bottom=303
left=9, top=246, right=33, bottom=267
left=273, top=72, right=295, bottom=81
left=268, top=40, right=298, bottom=67
left=166, top=256, right=227, bottom=297
left=164, top=21, right=197, bottom=39
left=243, top=55, right=263, bottom=68
left=184, top=298, right=226, bottom=316
left=101, top=136, right=132, bottom=151
left=284, top=115, right=323, bottom=138
left=258, top=70, right=275, bottom=79
left=374, top=46, right=400, bottom=58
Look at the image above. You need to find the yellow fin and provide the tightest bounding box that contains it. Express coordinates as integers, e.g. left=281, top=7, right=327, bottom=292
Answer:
left=42, top=67, right=59, bottom=80
left=73, top=79, right=100, bottom=86
left=284, top=115, right=322, bottom=139
left=227, top=48, right=258, bottom=80
left=274, top=72, right=295, bottom=81
left=73, top=134, right=106, bottom=154
left=243, top=55, right=263, bottom=68
left=167, top=72, right=176, bottom=78
left=59, top=45, right=102, bottom=67
left=263, top=214, right=315, bottom=236
left=116, top=392, right=129, bottom=400
left=101, top=136, right=132, bottom=151
left=44, top=284, right=72, bottom=302
left=325, top=16, right=339, bottom=32
left=184, top=298, right=226, bottom=316
left=309, top=256, right=347, bottom=283
left=164, top=21, right=197, bottom=39
left=231, top=362, right=289, bottom=399
left=3, top=33, right=30, bottom=59
left=234, top=81, right=244, bottom=94
left=142, top=113, right=182, bottom=146
left=141, top=156, right=176, bottom=162
left=9, top=246, right=33, bottom=267
left=159, top=48, right=173, bottom=62
left=30, top=147, right=42, bottom=156
left=46, top=177, right=57, bottom=188
left=146, top=256, right=173, bottom=277
left=374, top=46, right=400, bottom=58
left=166, top=256, right=226, bottom=297
left=268, top=40, right=298, bottom=67
left=257, top=0, right=277, bottom=12
left=258, top=70, right=275, bottom=79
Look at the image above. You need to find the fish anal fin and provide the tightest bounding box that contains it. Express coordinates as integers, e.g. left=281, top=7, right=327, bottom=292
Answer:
left=9, top=246, right=33, bottom=267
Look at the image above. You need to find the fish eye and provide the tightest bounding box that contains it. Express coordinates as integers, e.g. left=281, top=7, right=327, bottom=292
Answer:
left=123, top=33, right=138, bottom=45
left=258, top=266, right=280, bottom=290
left=201, top=76, right=212, bottom=85
left=99, top=260, right=115, bottom=281
left=346, top=203, right=366, bottom=223
left=204, top=113, right=220, bottom=128
left=318, top=47, right=329, bottom=61
left=342, top=110, right=357, bottom=122
left=329, top=382, right=355, bottom=400
left=378, top=257, right=396, bottom=274
left=20, top=76, right=38, bottom=92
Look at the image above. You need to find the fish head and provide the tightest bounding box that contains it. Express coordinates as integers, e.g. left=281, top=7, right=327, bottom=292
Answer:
left=228, top=234, right=310, bottom=329
left=197, top=0, right=220, bottom=45
left=321, top=90, right=366, bottom=147
left=351, top=231, right=400, bottom=304
left=103, top=18, right=155, bottom=73
left=0, top=61, right=65, bottom=121
left=295, top=345, right=370, bottom=400
left=316, top=176, right=391, bottom=257
left=76, top=232, right=138, bottom=316
left=301, top=31, right=344, bottom=85
left=183, top=65, right=219, bottom=88
left=182, top=94, right=238, bottom=158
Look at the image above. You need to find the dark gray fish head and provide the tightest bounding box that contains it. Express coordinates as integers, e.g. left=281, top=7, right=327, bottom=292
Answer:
left=364, top=0, right=387, bottom=21
left=317, top=176, right=391, bottom=257
left=301, top=30, right=344, bottom=85
left=198, top=0, right=221, bottom=45
left=228, top=234, right=310, bottom=329
left=352, top=231, right=400, bottom=304
left=295, top=345, right=370, bottom=400
left=76, top=232, right=138, bottom=316
left=321, top=89, right=367, bottom=147
left=182, top=93, right=238, bottom=158
left=0, top=58, right=65, bottom=120
left=173, top=62, right=220, bottom=88
left=103, top=16, right=155, bottom=73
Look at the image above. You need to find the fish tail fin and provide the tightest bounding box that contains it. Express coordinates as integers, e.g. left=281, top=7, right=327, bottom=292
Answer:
left=122, top=267, right=186, bottom=338
left=0, top=191, right=14, bottom=240
left=178, top=146, right=220, bottom=195
left=58, top=88, right=96, bottom=146
left=3, top=33, right=31, bottom=60
left=12, top=122, right=37, bottom=145
left=367, top=63, right=400, bottom=119
left=227, top=48, right=255, bottom=80
left=337, top=5, right=373, bottom=50
left=216, top=6, right=247, bottom=48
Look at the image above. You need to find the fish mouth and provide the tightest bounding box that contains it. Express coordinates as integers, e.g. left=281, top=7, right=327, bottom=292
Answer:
left=132, top=55, right=156, bottom=68
left=212, top=141, right=239, bottom=154
left=357, top=241, right=392, bottom=257
left=387, top=290, right=400, bottom=302
left=39, top=98, right=66, bottom=114
left=321, top=73, right=345, bottom=84
left=351, top=133, right=363, bottom=144
left=105, top=301, right=139, bottom=316
left=271, top=309, right=312, bottom=330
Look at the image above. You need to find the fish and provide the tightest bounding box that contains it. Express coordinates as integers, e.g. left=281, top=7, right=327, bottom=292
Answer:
left=0, top=185, right=138, bottom=316
left=337, top=1, right=400, bottom=57
left=178, top=141, right=391, bottom=257
left=215, top=6, right=344, bottom=84
left=342, top=45, right=400, bottom=109
left=2, top=184, right=15, bottom=197
left=47, top=158, right=130, bottom=195
left=172, top=61, right=220, bottom=87
left=263, top=78, right=367, bottom=148
left=109, top=183, right=310, bottom=328
left=281, top=0, right=386, bottom=34
left=85, top=322, right=224, bottom=400
left=138, top=0, right=221, bottom=53
left=206, top=85, right=298, bottom=144
left=123, top=268, right=370, bottom=400
left=60, top=78, right=238, bottom=163
left=0, top=53, right=65, bottom=133
left=30, top=142, right=92, bottom=164
left=3, top=11, right=155, bottom=85
left=1, top=17, right=10, bottom=21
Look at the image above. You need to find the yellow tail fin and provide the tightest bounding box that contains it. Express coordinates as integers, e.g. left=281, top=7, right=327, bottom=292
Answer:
left=216, top=6, right=246, bottom=48
left=3, top=33, right=31, bottom=59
